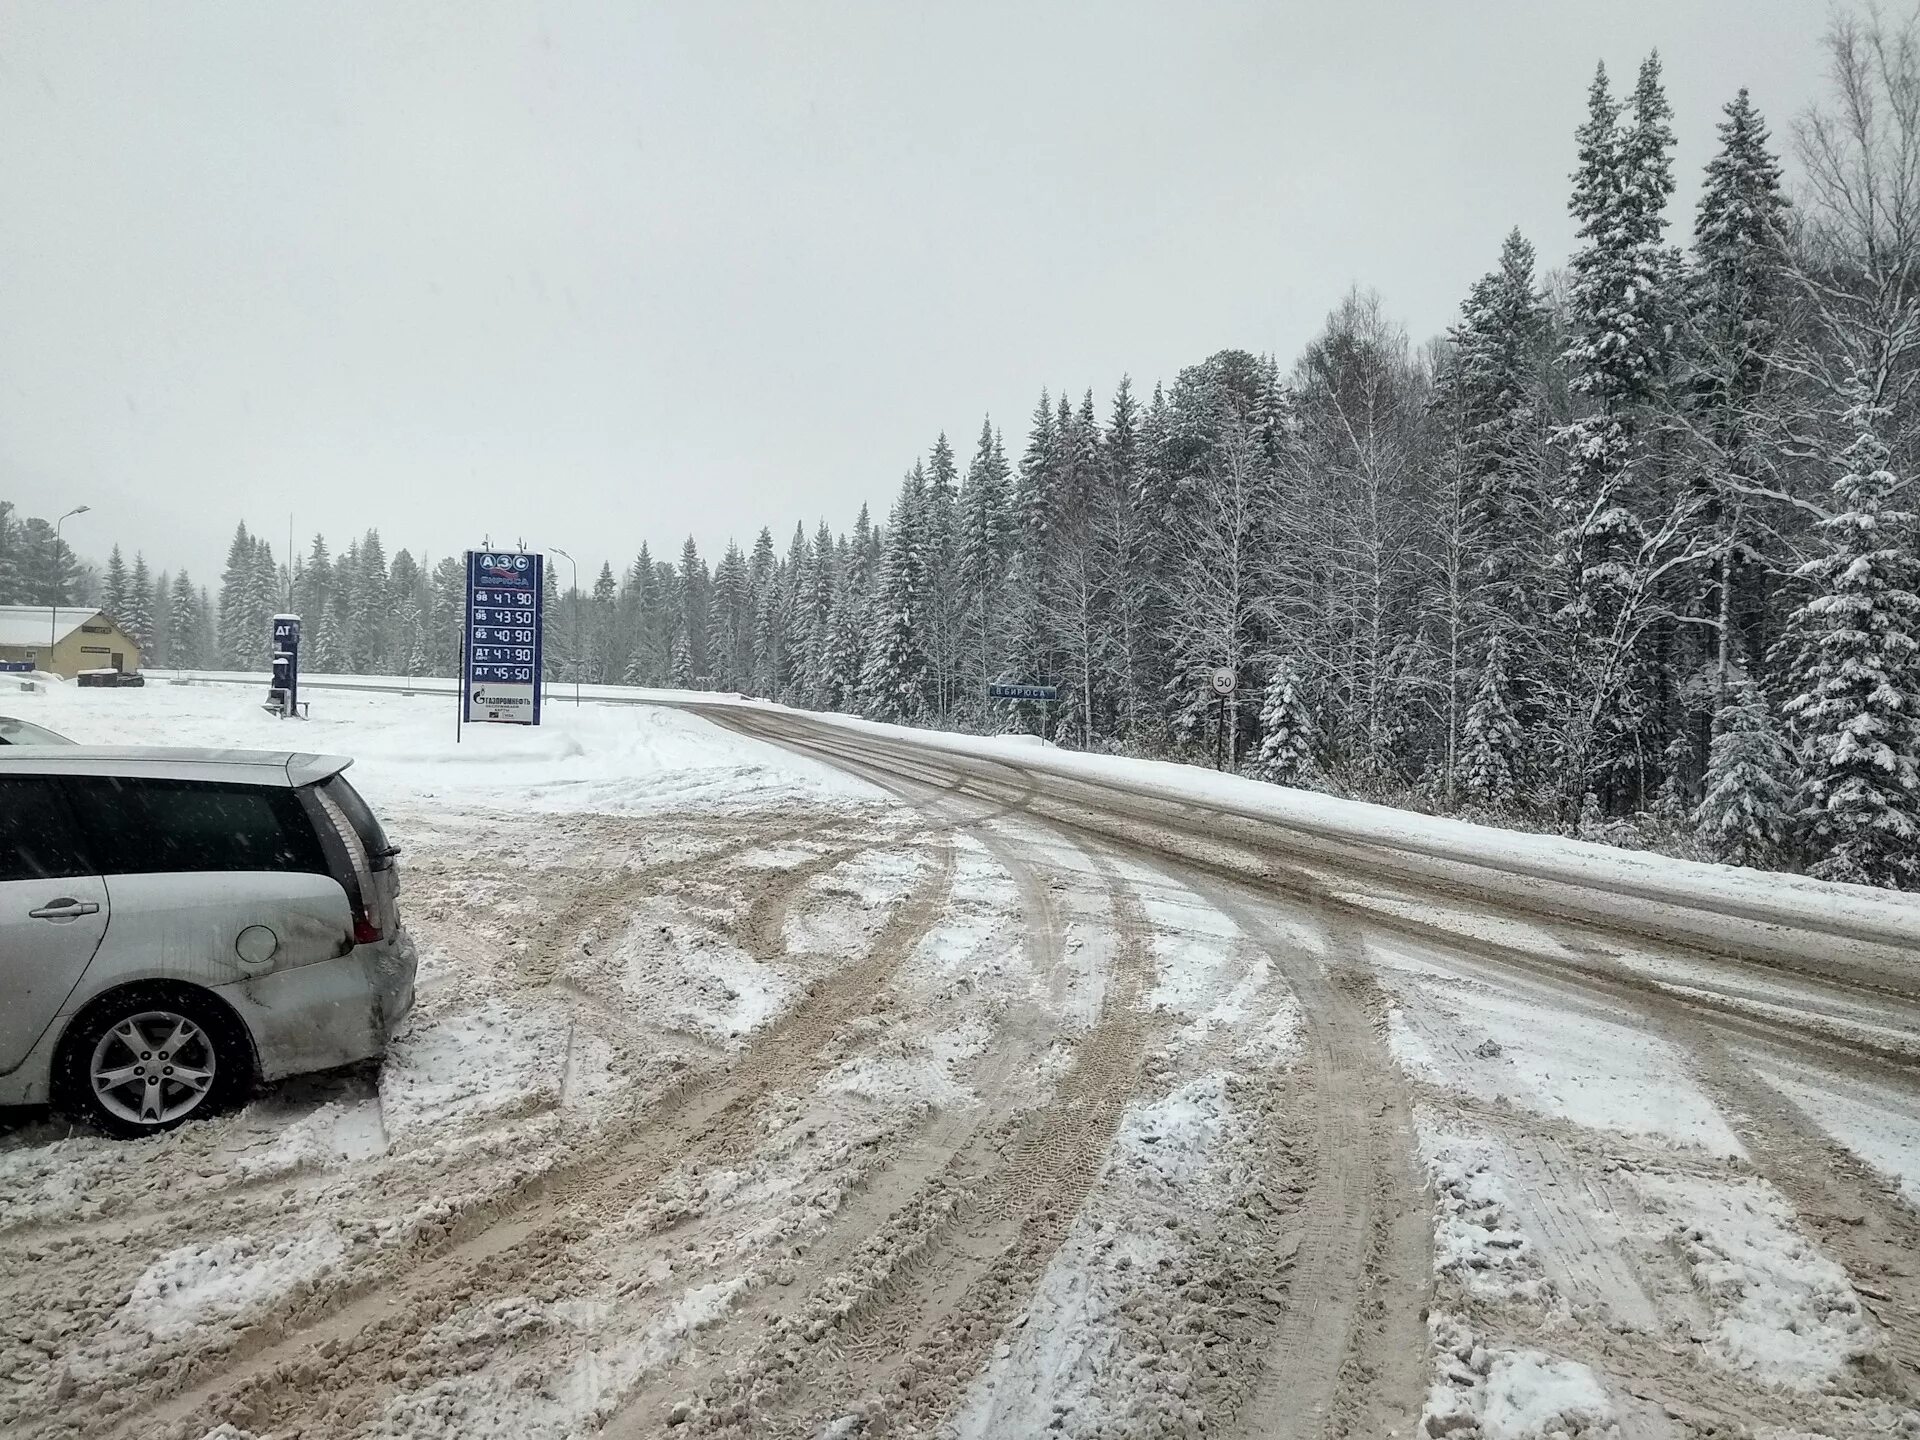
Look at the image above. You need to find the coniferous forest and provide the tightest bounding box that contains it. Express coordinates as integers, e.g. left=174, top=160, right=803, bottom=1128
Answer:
left=6, top=18, right=1920, bottom=888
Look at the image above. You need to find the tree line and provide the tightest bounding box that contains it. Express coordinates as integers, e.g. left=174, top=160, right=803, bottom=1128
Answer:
left=6, top=13, right=1918, bottom=888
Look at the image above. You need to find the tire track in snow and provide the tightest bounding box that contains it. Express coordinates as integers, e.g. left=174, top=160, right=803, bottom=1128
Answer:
left=597, top=769, right=1079, bottom=1438
left=103, top=832, right=958, bottom=1440
left=668, top=840, right=1158, bottom=1439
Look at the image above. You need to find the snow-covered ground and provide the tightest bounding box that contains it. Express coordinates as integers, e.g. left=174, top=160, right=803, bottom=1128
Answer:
left=2, top=677, right=1916, bottom=1440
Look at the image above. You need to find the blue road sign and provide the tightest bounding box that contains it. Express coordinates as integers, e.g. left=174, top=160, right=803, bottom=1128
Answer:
left=987, top=682, right=1059, bottom=702
left=0, top=661, right=33, bottom=674
left=464, top=550, right=545, bottom=725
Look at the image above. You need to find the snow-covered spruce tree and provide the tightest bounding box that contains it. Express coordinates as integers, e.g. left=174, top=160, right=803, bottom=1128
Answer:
left=167, top=570, right=202, bottom=669
left=1780, top=385, right=1920, bottom=888
left=924, top=432, right=963, bottom=723
left=1693, top=675, right=1794, bottom=868
left=1459, top=635, right=1523, bottom=813
left=350, top=531, right=387, bottom=674
left=316, top=589, right=349, bottom=673
left=1557, top=55, right=1677, bottom=809
left=217, top=523, right=255, bottom=665
left=861, top=468, right=931, bottom=723
left=959, top=418, right=1015, bottom=727
left=1687, top=88, right=1789, bottom=702
left=1254, top=658, right=1316, bottom=785
left=126, top=553, right=153, bottom=659
left=102, top=545, right=129, bottom=629
left=708, top=542, right=750, bottom=691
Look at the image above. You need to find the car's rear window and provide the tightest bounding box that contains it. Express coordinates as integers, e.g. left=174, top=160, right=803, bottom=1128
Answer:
left=60, top=776, right=328, bottom=878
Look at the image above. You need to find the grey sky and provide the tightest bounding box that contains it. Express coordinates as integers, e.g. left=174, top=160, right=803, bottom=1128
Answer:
left=1, top=2, right=1835, bottom=588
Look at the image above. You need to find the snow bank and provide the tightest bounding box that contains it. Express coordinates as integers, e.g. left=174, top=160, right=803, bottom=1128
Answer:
left=788, top=709, right=1920, bottom=964
left=21, top=676, right=881, bottom=817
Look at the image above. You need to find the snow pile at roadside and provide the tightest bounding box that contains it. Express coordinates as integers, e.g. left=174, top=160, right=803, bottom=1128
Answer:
left=21, top=679, right=881, bottom=818
left=1630, top=1174, right=1870, bottom=1386
left=1422, top=1313, right=1619, bottom=1440
left=800, top=708, right=1920, bottom=955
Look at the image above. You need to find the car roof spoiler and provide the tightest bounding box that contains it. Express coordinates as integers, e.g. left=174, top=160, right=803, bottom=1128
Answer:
left=287, top=753, right=355, bottom=786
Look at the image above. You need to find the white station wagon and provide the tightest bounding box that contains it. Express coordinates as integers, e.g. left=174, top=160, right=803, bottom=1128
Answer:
left=0, top=747, right=415, bottom=1136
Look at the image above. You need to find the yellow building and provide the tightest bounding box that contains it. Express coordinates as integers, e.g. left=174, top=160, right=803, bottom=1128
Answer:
left=0, top=605, right=143, bottom=679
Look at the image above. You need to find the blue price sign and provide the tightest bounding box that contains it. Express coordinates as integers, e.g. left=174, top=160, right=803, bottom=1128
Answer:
left=464, top=551, right=544, bottom=725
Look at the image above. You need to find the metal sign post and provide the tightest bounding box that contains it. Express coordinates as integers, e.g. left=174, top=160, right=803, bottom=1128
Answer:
left=463, top=550, right=545, bottom=726
left=1210, top=666, right=1236, bottom=771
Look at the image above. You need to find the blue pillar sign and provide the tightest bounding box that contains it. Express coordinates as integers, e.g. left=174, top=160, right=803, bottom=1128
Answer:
left=464, top=550, right=544, bottom=725
left=270, top=614, right=301, bottom=717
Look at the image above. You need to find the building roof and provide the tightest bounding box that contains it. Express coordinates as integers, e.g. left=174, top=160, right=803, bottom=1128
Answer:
left=0, top=605, right=109, bottom=650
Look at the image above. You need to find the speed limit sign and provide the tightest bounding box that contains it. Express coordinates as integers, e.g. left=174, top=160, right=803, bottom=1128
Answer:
left=1210, top=666, right=1236, bottom=697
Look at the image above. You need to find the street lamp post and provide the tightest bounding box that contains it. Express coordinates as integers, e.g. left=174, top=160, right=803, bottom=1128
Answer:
left=50, top=505, right=91, bottom=668
left=550, top=546, right=580, bottom=706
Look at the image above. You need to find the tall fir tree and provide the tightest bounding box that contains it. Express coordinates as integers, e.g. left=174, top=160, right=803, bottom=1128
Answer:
left=1780, top=382, right=1920, bottom=888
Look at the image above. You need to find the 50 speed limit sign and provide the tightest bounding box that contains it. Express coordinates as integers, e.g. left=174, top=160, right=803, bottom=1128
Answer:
left=1210, top=666, right=1236, bottom=697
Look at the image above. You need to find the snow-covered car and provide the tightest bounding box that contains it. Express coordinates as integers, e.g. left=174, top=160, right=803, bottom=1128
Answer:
left=0, top=747, right=415, bottom=1136
left=0, top=715, right=74, bottom=745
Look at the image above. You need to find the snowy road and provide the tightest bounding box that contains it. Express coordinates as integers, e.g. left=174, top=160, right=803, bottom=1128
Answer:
left=3, top=681, right=1919, bottom=1440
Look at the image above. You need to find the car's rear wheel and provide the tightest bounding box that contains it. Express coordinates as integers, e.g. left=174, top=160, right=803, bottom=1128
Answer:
left=55, top=986, right=251, bottom=1138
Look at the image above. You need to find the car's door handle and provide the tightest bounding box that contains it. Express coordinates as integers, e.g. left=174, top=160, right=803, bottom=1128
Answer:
left=29, top=899, right=100, bottom=921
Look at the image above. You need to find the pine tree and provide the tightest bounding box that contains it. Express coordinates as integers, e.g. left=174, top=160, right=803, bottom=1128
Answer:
left=0, top=501, right=18, bottom=605
left=1459, top=635, right=1524, bottom=812
left=709, top=542, right=751, bottom=689
left=1557, top=54, right=1678, bottom=809
left=1693, top=675, right=1794, bottom=868
left=678, top=538, right=710, bottom=684
left=351, top=531, right=389, bottom=673
left=126, top=553, right=154, bottom=660
left=317, top=588, right=350, bottom=673
left=1689, top=88, right=1791, bottom=704
left=217, top=523, right=255, bottom=666
left=862, top=469, right=932, bottom=722
left=1255, top=658, right=1316, bottom=785
left=102, top=546, right=130, bottom=629
left=146, top=569, right=172, bottom=668
left=170, top=568, right=206, bottom=672
left=297, top=534, right=333, bottom=631
left=1781, top=382, right=1920, bottom=888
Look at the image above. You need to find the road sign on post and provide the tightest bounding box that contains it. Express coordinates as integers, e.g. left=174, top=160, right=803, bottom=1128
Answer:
left=1210, top=665, right=1236, bottom=771
left=986, top=682, right=1059, bottom=701
left=269, top=614, right=301, bottom=718
left=464, top=550, right=545, bottom=726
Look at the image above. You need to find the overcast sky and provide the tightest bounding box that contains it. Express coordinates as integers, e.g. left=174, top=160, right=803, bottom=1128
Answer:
left=0, top=2, right=1839, bottom=588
